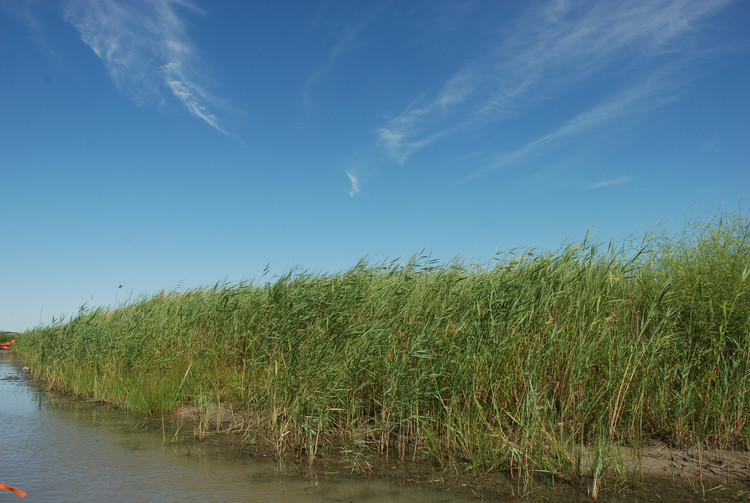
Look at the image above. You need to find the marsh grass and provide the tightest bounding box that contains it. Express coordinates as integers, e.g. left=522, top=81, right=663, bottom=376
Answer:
left=15, top=209, right=750, bottom=494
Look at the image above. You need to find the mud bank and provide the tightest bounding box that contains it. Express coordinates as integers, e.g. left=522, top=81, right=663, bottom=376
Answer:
left=168, top=405, right=749, bottom=501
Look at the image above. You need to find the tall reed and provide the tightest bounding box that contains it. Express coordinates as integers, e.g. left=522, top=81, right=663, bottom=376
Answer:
left=15, top=209, right=750, bottom=492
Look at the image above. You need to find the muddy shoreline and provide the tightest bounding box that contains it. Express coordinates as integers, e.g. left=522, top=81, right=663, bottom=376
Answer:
left=159, top=405, right=750, bottom=501
left=255, top=442, right=750, bottom=501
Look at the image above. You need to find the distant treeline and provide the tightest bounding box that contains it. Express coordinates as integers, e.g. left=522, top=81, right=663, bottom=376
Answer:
left=0, top=331, right=18, bottom=343
left=15, top=209, right=750, bottom=493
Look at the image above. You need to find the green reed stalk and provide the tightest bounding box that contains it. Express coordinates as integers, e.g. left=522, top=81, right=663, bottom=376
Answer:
left=14, top=208, right=750, bottom=494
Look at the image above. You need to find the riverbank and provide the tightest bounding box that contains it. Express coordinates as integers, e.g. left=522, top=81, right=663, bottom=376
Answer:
left=13, top=209, right=750, bottom=499
left=136, top=402, right=750, bottom=501
left=303, top=443, right=749, bottom=501
left=2, top=351, right=490, bottom=503
left=177, top=399, right=750, bottom=500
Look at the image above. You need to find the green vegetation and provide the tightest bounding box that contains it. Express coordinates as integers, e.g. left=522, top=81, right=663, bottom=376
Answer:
left=15, top=209, right=750, bottom=494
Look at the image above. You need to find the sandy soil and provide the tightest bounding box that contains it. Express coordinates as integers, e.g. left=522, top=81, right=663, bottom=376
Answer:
left=637, top=444, right=749, bottom=481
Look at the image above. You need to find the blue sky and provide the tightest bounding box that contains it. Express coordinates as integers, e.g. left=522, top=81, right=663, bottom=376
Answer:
left=1, top=0, right=748, bottom=332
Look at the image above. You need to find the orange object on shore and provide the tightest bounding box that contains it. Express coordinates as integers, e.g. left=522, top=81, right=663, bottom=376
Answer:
left=0, top=339, right=16, bottom=350
left=0, top=482, right=26, bottom=498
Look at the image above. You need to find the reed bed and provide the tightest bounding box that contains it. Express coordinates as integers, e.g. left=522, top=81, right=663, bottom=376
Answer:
left=15, top=209, right=750, bottom=492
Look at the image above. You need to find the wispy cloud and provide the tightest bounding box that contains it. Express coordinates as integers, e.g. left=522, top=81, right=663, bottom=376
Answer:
left=346, top=171, right=361, bottom=197
left=585, top=176, right=632, bottom=190
left=465, top=75, right=671, bottom=180
left=64, top=0, right=227, bottom=135
left=378, top=0, right=735, bottom=170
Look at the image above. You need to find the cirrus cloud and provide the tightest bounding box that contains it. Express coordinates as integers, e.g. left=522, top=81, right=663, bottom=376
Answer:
left=377, top=0, right=736, bottom=176
left=64, top=0, right=228, bottom=135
